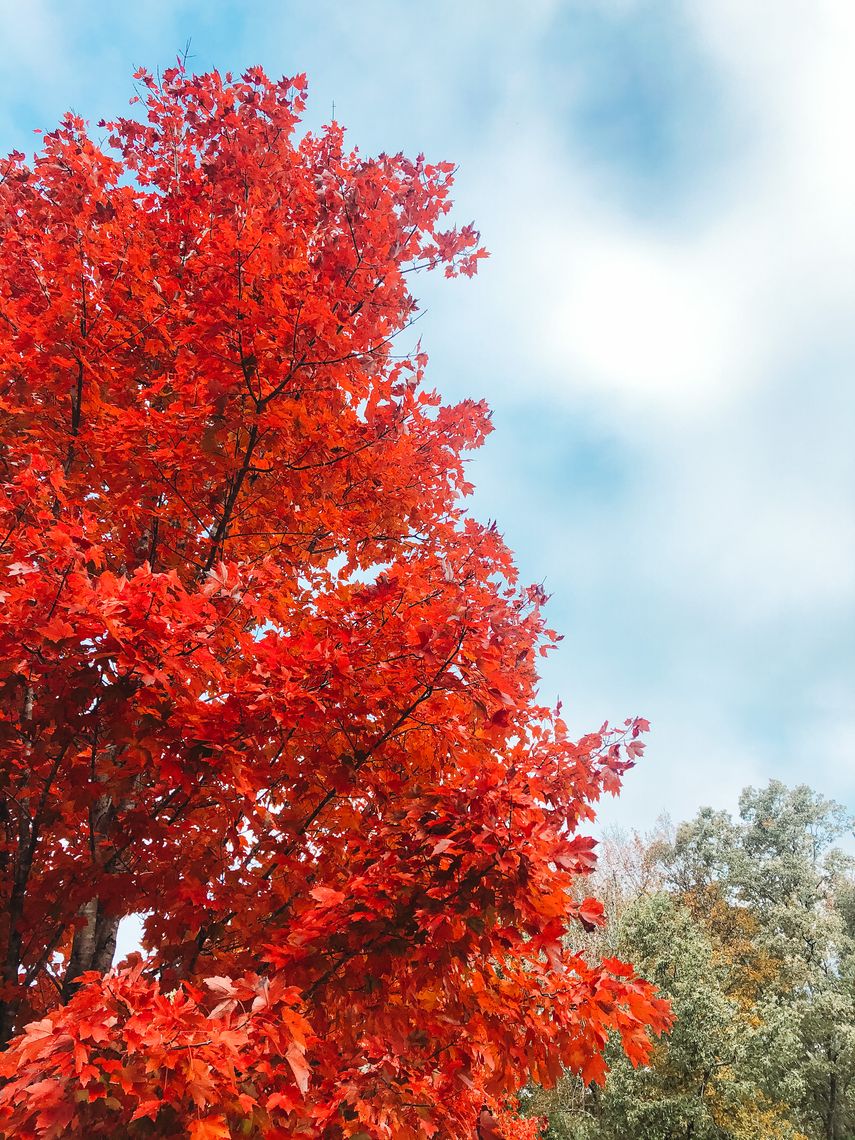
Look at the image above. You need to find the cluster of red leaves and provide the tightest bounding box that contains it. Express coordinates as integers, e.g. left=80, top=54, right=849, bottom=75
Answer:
left=0, top=64, right=670, bottom=1138
left=0, top=962, right=311, bottom=1138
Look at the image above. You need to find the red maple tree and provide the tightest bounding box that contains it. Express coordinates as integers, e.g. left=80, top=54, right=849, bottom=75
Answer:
left=0, top=66, right=670, bottom=1138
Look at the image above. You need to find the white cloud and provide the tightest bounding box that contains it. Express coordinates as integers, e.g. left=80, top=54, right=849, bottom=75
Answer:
left=541, top=224, right=750, bottom=410
left=411, top=1, right=850, bottom=430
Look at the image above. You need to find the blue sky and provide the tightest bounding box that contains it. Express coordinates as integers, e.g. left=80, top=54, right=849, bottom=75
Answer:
left=2, top=0, right=853, bottom=837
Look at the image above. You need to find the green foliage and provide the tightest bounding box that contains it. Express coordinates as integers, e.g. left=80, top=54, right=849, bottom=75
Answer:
left=535, top=782, right=855, bottom=1140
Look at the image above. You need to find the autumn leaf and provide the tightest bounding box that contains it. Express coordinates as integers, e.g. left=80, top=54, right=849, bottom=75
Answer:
left=285, top=1042, right=311, bottom=1095
left=189, top=1115, right=231, bottom=1140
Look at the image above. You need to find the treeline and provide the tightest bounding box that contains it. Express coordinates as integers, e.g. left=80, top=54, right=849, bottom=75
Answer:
left=528, top=781, right=855, bottom=1140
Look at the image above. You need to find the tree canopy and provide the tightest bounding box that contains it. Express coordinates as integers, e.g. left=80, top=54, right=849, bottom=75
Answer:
left=535, top=782, right=855, bottom=1140
left=0, top=66, right=669, bottom=1138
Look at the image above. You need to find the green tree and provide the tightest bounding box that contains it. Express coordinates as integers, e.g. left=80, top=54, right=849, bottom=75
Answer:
left=665, top=782, right=855, bottom=1140
left=537, top=892, right=798, bottom=1140
left=535, top=782, right=855, bottom=1140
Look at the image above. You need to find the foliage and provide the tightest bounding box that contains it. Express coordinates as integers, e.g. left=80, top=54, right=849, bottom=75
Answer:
left=535, top=782, right=855, bottom=1140
left=0, top=66, right=669, bottom=1138
left=537, top=893, right=800, bottom=1140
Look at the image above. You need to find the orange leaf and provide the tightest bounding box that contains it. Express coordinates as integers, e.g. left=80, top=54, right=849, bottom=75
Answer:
left=189, top=1115, right=231, bottom=1140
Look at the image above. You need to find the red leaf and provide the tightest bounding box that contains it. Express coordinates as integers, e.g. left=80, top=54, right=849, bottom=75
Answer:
left=285, top=1042, right=311, bottom=1094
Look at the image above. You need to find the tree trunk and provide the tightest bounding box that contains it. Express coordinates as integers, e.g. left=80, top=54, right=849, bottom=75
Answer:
left=61, top=790, right=123, bottom=1000
left=62, top=898, right=120, bottom=1000
left=826, top=1067, right=837, bottom=1140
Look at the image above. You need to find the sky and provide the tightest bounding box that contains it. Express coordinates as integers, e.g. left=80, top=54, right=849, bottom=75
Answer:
left=1, top=0, right=853, bottom=842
